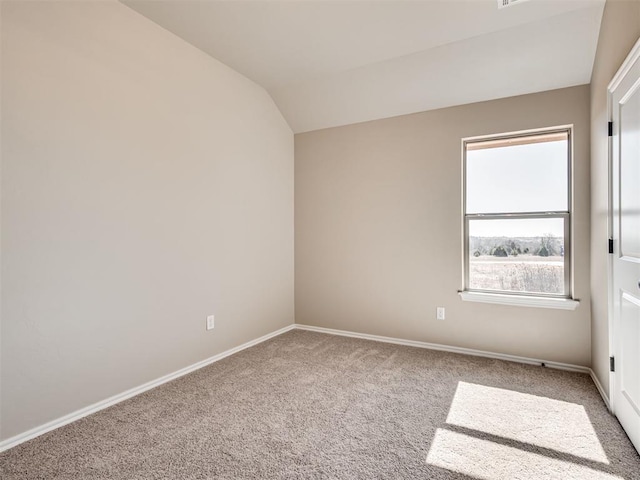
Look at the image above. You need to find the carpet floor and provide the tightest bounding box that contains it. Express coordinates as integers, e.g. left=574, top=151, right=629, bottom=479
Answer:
left=1, top=329, right=639, bottom=479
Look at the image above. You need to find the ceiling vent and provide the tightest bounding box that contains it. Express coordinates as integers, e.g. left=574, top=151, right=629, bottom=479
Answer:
left=498, top=0, right=530, bottom=8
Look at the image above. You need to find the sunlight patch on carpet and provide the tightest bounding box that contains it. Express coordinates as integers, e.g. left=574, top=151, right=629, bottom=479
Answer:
left=445, top=382, right=608, bottom=463
left=426, top=429, right=622, bottom=480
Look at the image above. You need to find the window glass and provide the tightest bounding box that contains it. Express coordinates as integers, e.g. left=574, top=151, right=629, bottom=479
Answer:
left=464, top=129, right=571, bottom=298
left=466, top=134, right=568, bottom=214
left=468, top=218, right=565, bottom=295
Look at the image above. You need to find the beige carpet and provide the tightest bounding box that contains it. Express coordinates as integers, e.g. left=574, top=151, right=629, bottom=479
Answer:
left=1, top=329, right=639, bottom=479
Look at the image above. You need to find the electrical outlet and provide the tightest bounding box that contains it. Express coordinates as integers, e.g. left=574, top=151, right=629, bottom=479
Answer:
left=436, top=307, right=445, bottom=321
left=206, top=315, right=215, bottom=330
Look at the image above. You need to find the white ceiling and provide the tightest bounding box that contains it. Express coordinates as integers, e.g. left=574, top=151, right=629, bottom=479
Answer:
left=123, top=0, right=605, bottom=133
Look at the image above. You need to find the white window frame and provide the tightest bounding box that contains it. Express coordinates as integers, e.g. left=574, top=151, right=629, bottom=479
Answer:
left=459, top=126, right=579, bottom=310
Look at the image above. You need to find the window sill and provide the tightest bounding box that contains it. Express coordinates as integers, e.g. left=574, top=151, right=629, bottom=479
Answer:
left=458, top=291, right=580, bottom=310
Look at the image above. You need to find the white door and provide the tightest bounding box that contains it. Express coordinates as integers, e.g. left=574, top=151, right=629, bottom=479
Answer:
left=610, top=38, right=640, bottom=454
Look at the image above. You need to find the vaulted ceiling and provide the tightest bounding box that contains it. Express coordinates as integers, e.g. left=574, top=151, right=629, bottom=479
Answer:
left=123, top=0, right=605, bottom=133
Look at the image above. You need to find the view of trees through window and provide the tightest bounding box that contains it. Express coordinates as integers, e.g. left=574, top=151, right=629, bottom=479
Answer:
left=465, top=131, right=569, bottom=296
left=468, top=231, right=565, bottom=295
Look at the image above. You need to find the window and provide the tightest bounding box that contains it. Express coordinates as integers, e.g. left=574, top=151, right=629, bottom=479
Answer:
left=462, top=128, right=572, bottom=301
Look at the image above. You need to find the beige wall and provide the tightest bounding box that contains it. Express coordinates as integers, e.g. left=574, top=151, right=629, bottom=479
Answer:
left=590, top=0, right=640, bottom=398
left=1, top=1, right=293, bottom=440
left=296, top=85, right=591, bottom=366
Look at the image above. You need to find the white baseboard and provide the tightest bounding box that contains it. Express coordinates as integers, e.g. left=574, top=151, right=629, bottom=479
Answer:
left=294, top=324, right=613, bottom=411
left=295, top=324, right=591, bottom=373
left=0, top=323, right=296, bottom=454
left=589, top=368, right=611, bottom=412
left=0, top=322, right=612, bottom=454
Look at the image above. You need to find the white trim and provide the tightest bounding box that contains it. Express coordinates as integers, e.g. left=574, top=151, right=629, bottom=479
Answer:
left=0, top=324, right=296, bottom=453
left=295, top=324, right=588, bottom=372
left=622, top=291, right=640, bottom=308
left=458, top=291, right=580, bottom=310
left=607, top=56, right=616, bottom=414
left=590, top=368, right=612, bottom=412
left=607, top=37, right=640, bottom=93
left=296, top=324, right=611, bottom=408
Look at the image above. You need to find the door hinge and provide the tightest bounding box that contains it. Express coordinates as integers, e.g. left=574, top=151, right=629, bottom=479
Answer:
left=610, top=356, right=615, bottom=372
left=609, top=238, right=614, bottom=254
left=608, top=121, right=613, bottom=137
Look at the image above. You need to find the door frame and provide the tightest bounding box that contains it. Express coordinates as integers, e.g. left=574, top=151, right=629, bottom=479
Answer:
left=607, top=36, right=640, bottom=415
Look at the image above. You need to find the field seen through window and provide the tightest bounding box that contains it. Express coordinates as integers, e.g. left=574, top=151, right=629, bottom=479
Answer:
left=469, top=235, right=564, bottom=295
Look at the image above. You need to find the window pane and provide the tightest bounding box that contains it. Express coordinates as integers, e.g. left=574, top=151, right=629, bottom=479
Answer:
left=466, top=136, right=568, bottom=214
left=468, top=218, right=565, bottom=295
